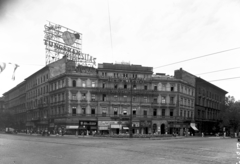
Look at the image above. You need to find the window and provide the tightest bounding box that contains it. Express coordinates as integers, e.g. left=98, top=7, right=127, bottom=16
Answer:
left=72, top=94, right=77, bottom=100
left=161, top=96, right=166, bottom=104
left=82, top=81, right=86, bottom=87
left=170, top=109, right=174, bottom=117
left=154, top=85, right=157, bottom=91
left=133, top=109, right=136, bottom=115
left=184, top=110, right=186, bottom=118
left=91, top=108, right=95, bottom=115
left=123, top=110, right=127, bottom=115
left=91, top=94, right=95, bottom=101
left=123, top=95, right=127, bottom=101
left=133, top=84, right=137, bottom=90
left=162, top=84, right=166, bottom=91
left=180, top=110, right=183, bottom=117
left=132, top=96, right=136, bottom=102
left=144, top=85, right=147, bottom=90
left=124, top=84, right=127, bottom=89
left=162, top=109, right=165, bottom=116
left=102, top=83, right=105, bottom=88
left=170, top=97, right=174, bottom=104
left=102, top=72, right=107, bottom=76
left=82, top=108, right=86, bottom=114
left=187, top=111, right=189, bottom=118
left=114, top=108, right=118, bottom=115
left=72, top=80, right=76, bottom=87
left=143, top=110, right=147, bottom=116
left=114, top=84, right=118, bottom=89
left=144, top=97, right=148, bottom=102
left=102, top=94, right=106, bottom=101
left=153, top=97, right=157, bottom=103
left=114, top=95, right=118, bottom=101
left=92, top=81, right=96, bottom=87
left=72, top=107, right=76, bottom=115
left=102, top=108, right=107, bottom=116
left=153, top=109, right=157, bottom=116
left=171, top=86, right=174, bottom=92
left=82, top=93, right=86, bottom=100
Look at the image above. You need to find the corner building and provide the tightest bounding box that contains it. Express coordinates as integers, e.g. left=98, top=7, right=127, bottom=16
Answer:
left=4, top=59, right=196, bottom=136
left=48, top=61, right=195, bottom=135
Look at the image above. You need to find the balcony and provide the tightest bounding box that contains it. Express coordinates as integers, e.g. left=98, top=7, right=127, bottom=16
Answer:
left=80, top=99, right=88, bottom=102
left=70, top=100, right=78, bottom=104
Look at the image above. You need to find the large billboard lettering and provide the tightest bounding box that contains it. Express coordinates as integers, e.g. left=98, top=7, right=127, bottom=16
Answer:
left=44, top=21, right=96, bottom=67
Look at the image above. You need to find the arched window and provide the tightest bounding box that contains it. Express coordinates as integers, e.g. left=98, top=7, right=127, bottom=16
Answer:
left=72, top=80, right=76, bottom=87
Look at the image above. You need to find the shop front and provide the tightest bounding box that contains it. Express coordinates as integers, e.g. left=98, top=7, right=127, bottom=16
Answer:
left=79, top=120, right=98, bottom=135
left=132, top=122, right=140, bottom=134
left=66, top=125, right=79, bottom=135
left=140, top=120, right=152, bottom=134
left=110, top=124, right=121, bottom=134
left=98, top=121, right=110, bottom=135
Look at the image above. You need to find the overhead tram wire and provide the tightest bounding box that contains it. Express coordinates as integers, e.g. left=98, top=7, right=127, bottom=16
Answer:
left=107, top=0, right=114, bottom=61
left=153, top=46, right=240, bottom=69
left=196, top=66, right=240, bottom=75
left=209, top=76, right=240, bottom=82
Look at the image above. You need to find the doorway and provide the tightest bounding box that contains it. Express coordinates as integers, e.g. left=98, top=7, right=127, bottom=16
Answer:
left=161, top=124, right=165, bottom=134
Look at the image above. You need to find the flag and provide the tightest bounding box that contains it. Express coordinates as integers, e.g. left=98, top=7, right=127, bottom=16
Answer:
left=12, top=64, right=19, bottom=80
left=0, top=62, right=6, bottom=73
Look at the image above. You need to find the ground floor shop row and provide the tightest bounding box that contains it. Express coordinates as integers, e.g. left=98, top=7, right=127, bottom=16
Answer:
left=24, top=118, right=199, bottom=136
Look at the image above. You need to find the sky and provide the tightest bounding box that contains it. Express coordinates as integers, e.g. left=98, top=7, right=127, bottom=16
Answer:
left=0, top=0, right=240, bottom=100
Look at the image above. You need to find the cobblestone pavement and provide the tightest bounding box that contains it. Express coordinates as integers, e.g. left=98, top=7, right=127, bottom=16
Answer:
left=0, top=133, right=237, bottom=164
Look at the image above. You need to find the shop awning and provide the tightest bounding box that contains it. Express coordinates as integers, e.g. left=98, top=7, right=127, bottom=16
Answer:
left=190, top=123, right=198, bottom=131
left=99, top=127, right=109, bottom=130
left=111, top=125, right=121, bottom=129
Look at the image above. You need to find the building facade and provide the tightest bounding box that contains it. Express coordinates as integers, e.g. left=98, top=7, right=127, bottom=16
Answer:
left=174, top=68, right=227, bottom=134
left=0, top=97, right=5, bottom=113
left=3, top=59, right=198, bottom=136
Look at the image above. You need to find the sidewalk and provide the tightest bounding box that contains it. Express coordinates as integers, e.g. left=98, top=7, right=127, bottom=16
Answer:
left=8, top=132, right=231, bottom=140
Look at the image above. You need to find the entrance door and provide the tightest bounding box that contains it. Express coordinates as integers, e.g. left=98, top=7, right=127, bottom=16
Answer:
left=145, top=127, right=148, bottom=134
left=161, top=124, right=165, bottom=134
left=152, top=124, right=157, bottom=134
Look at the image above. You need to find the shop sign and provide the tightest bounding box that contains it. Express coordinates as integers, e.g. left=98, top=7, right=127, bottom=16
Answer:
left=140, top=121, right=151, bottom=127
left=66, top=126, right=79, bottom=129
left=111, top=125, right=121, bottom=129
left=79, top=121, right=97, bottom=126
left=99, top=127, right=109, bottom=130
left=132, top=122, right=139, bottom=127
left=98, top=121, right=111, bottom=126
left=108, top=77, right=147, bottom=83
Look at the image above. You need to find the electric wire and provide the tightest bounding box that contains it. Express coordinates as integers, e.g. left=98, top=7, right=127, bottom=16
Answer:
left=196, top=66, right=240, bottom=75
left=153, top=47, right=240, bottom=69
left=209, top=76, right=240, bottom=82
left=107, top=0, right=113, bottom=61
